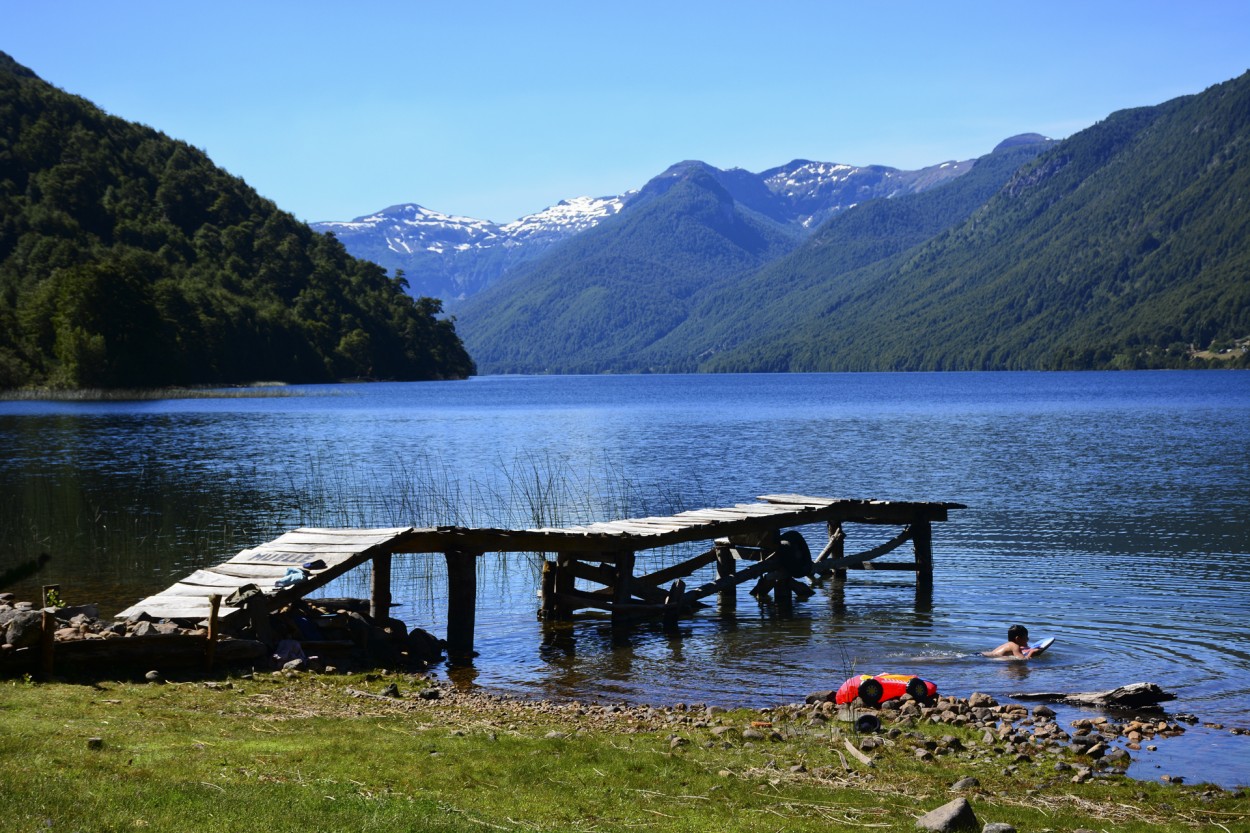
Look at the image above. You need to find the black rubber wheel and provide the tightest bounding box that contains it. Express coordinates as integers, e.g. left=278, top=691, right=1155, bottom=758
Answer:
left=906, top=676, right=928, bottom=700
left=778, top=530, right=813, bottom=578
left=855, top=713, right=881, bottom=733
left=857, top=677, right=884, bottom=707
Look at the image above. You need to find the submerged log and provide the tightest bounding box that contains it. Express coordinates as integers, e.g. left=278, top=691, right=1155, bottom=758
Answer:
left=1010, top=682, right=1176, bottom=709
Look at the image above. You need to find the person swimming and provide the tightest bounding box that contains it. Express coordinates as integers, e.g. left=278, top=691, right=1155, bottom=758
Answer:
left=981, top=624, right=1040, bottom=659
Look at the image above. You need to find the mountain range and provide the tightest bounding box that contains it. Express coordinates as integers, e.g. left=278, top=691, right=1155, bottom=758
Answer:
left=322, top=74, right=1248, bottom=374
left=3, top=45, right=1247, bottom=385
left=311, top=155, right=981, bottom=302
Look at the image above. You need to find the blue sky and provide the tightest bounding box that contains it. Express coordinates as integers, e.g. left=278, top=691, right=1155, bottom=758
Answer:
left=5, top=1, right=1248, bottom=224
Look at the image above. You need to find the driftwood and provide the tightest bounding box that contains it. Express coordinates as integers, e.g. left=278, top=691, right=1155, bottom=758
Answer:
left=1010, top=682, right=1175, bottom=709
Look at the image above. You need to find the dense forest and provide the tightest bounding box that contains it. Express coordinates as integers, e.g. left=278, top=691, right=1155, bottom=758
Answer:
left=454, top=74, right=1250, bottom=374
left=454, top=166, right=801, bottom=373
left=0, top=53, right=474, bottom=389
left=696, top=72, right=1250, bottom=372
left=454, top=140, right=1052, bottom=373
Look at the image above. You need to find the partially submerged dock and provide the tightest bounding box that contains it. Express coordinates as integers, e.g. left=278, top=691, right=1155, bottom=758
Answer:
left=117, top=494, right=963, bottom=663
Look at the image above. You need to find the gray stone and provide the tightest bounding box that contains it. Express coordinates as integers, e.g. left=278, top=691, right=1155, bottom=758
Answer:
left=950, top=776, right=980, bottom=791
left=1105, top=747, right=1131, bottom=765
left=144, top=670, right=163, bottom=683
left=130, top=620, right=157, bottom=637
left=4, top=610, right=43, bottom=648
left=915, top=797, right=979, bottom=832
left=982, top=824, right=1016, bottom=833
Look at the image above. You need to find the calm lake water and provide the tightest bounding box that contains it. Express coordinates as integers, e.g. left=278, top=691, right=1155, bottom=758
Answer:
left=2, top=371, right=1248, bottom=787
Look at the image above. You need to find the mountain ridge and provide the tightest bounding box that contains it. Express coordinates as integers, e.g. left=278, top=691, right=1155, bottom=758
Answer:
left=312, top=147, right=993, bottom=302
left=450, top=73, right=1250, bottom=373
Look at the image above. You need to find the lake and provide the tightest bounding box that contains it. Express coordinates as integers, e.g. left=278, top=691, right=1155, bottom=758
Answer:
left=2, top=371, right=1248, bottom=787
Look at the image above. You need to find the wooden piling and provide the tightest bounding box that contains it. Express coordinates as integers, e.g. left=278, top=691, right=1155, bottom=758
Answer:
left=370, top=551, right=392, bottom=622
left=829, top=523, right=846, bottom=583
left=611, top=552, right=636, bottom=622
left=912, top=518, right=933, bottom=591
left=445, top=550, right=478, bottom=661
left=553, top=553, right=576, bottom=620
left=206, top=593, right=221, bottom=670
left=539, top=560, right=557, bottom=619
left=714, top=544, right=737, bottom=611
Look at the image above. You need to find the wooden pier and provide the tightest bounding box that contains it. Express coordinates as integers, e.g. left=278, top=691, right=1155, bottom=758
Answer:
left=118, top=495, right=963, bottom=662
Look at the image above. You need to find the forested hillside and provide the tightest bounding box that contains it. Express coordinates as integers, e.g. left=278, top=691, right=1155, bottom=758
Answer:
left=455, top=72, right=1249, bottom=374
left=0, top=53, right=474, bottom=389
left=455, top=139, right=1051, bottom=373
left=638, top=138, right=1052, bottom=370
left=701, top=72, right=1250, bottom=371
left=453, top=166, right=800, bottom=373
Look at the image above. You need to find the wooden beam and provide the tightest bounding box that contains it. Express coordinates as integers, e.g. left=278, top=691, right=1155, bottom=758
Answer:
left=813, top=526, right=912, bottom=575
left=681, top=555, right=774, bottom=604
left=636, top=548, right=716, bottom=587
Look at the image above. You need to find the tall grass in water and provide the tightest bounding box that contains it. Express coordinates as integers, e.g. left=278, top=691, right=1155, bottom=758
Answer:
left=292, top=449, right=705, bottom=534
left=284, top=449, right=715, bottom=606
left=1, top=448, right=710, bottom=608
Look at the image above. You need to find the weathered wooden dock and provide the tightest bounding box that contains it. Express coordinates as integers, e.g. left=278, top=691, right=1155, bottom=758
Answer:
left=118, top=494, right=963, bottom=662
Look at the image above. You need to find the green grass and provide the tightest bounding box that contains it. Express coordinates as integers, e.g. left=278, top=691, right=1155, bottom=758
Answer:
left=1, top=673, right=1244, bottom=833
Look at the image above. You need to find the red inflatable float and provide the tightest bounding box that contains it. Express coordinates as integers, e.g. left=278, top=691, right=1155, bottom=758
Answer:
left=835, top=673, right=937, bottom=706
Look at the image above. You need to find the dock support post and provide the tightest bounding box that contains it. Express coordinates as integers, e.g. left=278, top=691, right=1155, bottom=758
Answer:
left=553, top=553, right=575, bottom=620
left=829, top=523, right=846, bottom=584
left=714, top=544, right=737, bottom=612
left=539, top=560, right=557, bottom=619
left=912, top=519, right=933, bottom=592
left=445, top=550, right=478, bottom=662
left=206, top=594, right=221, bottom=670
left=611, top=552, right=636, bottom=622
left=370, top=551, right=392, bottom=622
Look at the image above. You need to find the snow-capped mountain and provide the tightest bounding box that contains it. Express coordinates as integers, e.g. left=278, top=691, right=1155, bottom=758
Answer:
left=501, top=195, right=630, bottom=244
left=312, top=197, right=630, bottom=301
left=312, top=152, right=983, bottom=303
left=317, top=204, right=502, bottom=255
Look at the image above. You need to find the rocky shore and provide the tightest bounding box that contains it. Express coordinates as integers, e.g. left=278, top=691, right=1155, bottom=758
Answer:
left=224, top=670, right=1244, bottom=831
left=257, top=667, right=1242, bottom=792
left=0, top=591, right=443, bottom=674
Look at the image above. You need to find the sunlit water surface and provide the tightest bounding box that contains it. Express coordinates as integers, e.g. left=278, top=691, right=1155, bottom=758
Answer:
left=2, top=371, right=1247, bottom=786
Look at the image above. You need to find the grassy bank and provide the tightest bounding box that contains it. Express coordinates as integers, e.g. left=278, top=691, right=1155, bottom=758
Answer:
left=1, top=672, right=1244, bottom=832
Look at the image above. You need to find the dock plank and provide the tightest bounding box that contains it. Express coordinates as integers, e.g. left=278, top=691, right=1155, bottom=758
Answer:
left=116, top=497, right=962, bottom=624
